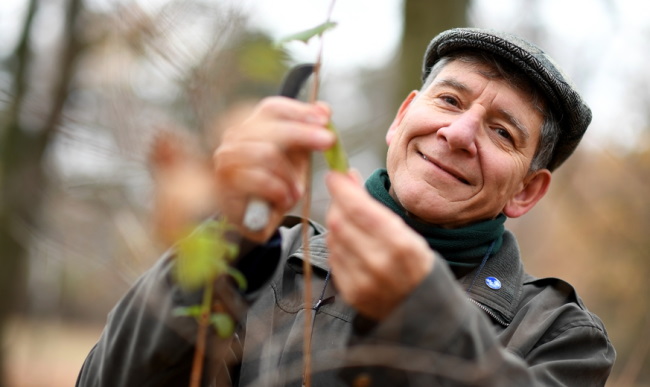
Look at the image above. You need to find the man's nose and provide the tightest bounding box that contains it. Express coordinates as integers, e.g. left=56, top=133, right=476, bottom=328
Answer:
left=436, top=107, right=482, bottom=155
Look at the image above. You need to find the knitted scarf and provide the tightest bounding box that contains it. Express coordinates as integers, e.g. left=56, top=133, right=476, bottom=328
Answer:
left=365, top=169, right=505, bottom=268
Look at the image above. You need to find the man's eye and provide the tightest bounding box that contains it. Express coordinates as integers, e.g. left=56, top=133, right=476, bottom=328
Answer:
left=440, top=95, right=459, bottom=106
left=495, top=128, right=513, bottom=141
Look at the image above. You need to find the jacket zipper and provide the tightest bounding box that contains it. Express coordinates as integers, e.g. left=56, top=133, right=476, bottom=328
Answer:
left=467, top=298, right=510, bottom=327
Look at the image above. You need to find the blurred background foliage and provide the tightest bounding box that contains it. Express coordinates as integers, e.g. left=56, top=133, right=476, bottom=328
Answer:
left=0, top=0, right=648, bottom=386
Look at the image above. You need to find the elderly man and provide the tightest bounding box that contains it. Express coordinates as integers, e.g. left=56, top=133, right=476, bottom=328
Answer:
left=77, top=28, right=615, bottom=386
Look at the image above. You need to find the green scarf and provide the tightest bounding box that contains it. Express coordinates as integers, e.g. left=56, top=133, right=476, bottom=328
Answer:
left=364, top=169, right=505, bottom=268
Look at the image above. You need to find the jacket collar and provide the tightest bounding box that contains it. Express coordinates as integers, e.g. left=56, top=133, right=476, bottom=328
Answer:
left=292, top=234, right=330, bottom=273
left=456, top=230, right=525, bottom=324
left=289, top=226, right=524, bottom=325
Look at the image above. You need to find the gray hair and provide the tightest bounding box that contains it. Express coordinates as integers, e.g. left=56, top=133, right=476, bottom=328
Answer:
left=422, top=52, right=560, bottom=172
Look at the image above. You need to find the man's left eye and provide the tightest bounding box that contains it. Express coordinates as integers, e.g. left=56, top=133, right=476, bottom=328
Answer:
left=495, top=128, right=512, bottom=141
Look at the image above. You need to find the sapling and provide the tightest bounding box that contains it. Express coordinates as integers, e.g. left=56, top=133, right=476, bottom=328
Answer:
left=272, top=2, right=347, bottom=386
left=151, top=2, right=348, bottom=386
left=150, top=132, right=247, bottom=387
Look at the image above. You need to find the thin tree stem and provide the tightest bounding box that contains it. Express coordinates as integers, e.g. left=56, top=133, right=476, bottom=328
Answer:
left=300, top=162, right=314, bottom=387
left=190, top=285, right=213, bottom=387
left=302, top=3, right=337, bottom=386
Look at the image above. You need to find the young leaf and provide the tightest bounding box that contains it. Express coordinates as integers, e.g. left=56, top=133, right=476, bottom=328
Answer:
left=275, top=21, right=338, bottom=46
left=211, top=313, right=235, bottom=338
left=227, top=266, right=248, bottom=291
left=174, top=218, right=240, bottom=291
left=173, top=305, right=205, bottom=318
left=175, top=229, right=218, bottom=290
left=323, top=122, right=348, bottom=172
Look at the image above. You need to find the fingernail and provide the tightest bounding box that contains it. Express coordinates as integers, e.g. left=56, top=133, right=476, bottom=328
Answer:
left=294, top=182, right=305, bottom=199
left=314, top=130, right=335, bottom=145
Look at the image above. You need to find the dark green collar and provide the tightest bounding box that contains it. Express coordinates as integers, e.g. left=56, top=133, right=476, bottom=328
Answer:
left=365, top=169, right=505, bottom=268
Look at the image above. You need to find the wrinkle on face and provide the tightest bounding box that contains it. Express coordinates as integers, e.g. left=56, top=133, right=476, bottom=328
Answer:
left=385, top=60, right=544, bottom=228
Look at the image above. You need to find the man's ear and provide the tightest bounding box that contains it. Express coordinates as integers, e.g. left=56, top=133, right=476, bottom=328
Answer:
left=503, top=169, right=552, bottom=218
left=386, top=90, right=418, bottom=145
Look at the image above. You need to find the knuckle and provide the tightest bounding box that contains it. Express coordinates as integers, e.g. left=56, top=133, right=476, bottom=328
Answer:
left=257, top=96, right=286, bottom=114
left=213, top=144, right=239, bottom=171
left=265, top=180, right=289, bottom=202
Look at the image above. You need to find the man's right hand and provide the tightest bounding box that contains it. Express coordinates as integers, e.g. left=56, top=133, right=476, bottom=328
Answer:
left=213, top=96, right=335, bottom=242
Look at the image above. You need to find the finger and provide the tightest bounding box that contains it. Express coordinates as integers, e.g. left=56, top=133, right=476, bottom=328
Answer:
left=258, top=97, right=330, bottom=123
left=327, top=200, right=388, bottom=278
left=246, top=97, right=334, bottom=147
left=223, top=121, right=335, bottom=152
left=326, top=172, right=391, bottom=232
left=215, top=149, right=308, bottom=213
left=273, top=120, right=336, bottom=151
left=215, top=141, right=311, bottom=197
left=326, top=221, right=373, bottom=304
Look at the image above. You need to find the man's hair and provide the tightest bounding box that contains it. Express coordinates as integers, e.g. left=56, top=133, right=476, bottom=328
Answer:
left=421, top=51, right=560, bottom=172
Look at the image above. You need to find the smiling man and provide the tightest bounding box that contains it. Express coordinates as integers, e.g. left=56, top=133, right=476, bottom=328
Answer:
left=385, top=57, right=549, bottom=227
left=77, top=28, right=615, bottom=386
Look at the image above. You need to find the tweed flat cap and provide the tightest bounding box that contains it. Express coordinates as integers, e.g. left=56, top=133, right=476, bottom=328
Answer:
left=422, top=28, right=591, bottom=171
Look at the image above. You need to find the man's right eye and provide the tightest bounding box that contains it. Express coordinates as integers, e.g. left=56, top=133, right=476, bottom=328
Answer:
left=440, top=95, right=459, bottom=107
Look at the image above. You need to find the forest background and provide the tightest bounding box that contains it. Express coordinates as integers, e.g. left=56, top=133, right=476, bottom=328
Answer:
left=1, top=0, right=649, bottom=386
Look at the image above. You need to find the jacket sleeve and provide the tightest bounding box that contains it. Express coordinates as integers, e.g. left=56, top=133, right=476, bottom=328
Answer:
left=339, top=256, right=615, bottom=387
left=75, top=233, right=283, bottom=387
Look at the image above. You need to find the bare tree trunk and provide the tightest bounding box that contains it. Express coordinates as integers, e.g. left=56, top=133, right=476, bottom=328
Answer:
left=0, top=1, right=39, bottom=384
left=396, top=0, right=469, bottom=101
left=0, top=0, right=83, bottom=384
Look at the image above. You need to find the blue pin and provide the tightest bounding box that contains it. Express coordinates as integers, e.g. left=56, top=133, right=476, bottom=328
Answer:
left=485, top=277, right=501, bottom=290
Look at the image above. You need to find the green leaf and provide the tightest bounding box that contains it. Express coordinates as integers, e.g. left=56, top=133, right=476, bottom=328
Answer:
left=175, top=230, right=219, bottom=290
left=323, top=122, right=348, bottom=172
left=211, top=313, right=235, bottom=338
left=173, top=218, right=241, bottom=290
left=224, top=243, right=240, bottom=262
left=173, top=305, right=204, bottom=318
left=275, top=21, right=338, bottom=46
left=227, top=266, right=248, bottom=290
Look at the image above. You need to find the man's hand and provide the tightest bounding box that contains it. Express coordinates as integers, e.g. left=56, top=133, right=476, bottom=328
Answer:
left=213, top=97, right=335, bottom=241
left=325, top=171, right=435, bottom=320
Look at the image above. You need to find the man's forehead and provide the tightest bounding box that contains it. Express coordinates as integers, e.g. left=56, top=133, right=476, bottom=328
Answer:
left=429, top=61, right=510, bottom=96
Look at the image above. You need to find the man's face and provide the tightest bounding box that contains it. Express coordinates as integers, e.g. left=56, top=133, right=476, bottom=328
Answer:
left=385, top=59, right=550, bottom=228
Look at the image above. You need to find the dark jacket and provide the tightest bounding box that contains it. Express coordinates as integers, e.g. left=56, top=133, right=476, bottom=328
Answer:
left=76, top=217, right=615, bottom=386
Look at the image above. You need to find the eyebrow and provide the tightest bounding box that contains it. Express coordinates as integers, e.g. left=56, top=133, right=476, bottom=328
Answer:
left=432, top=77, right=531, bottom=140
left=499, top=108, right=530, bottom=140
left=433, top=78, right=470, bottom=93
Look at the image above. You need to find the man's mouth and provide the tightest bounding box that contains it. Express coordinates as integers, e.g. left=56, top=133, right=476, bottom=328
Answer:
left=419, top=152, right=470, bottom=185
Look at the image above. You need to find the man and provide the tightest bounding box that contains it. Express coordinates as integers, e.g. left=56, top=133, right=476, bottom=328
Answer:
left=77, top=28, right=615, bottom=386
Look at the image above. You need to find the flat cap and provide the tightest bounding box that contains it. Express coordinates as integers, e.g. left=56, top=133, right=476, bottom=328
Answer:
left=422, top=28, right=591, bottom=171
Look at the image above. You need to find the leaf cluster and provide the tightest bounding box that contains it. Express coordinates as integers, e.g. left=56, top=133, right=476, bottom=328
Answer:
left=172, top=218, right=246, bottom=338
left=174, top=218, right=245, bottom=291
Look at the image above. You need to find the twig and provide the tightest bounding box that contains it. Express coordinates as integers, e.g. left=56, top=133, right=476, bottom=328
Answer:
left=302, top=3, right=337, bottom=386
left=190, top=285, right=213, bottom=387
left=300, top=163, right=314, bottom=387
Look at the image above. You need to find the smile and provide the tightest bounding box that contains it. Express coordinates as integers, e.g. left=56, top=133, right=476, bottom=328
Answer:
left=419, top=152, right=470, bottom=185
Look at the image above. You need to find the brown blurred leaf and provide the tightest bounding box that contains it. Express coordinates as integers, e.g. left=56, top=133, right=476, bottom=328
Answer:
left=150, top=130, right=216, bottom=245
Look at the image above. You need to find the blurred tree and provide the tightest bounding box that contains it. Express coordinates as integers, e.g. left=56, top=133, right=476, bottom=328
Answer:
left=0, top=0, right=288, bottom=384
left=0, top=0, right=84, bottom=384
left=396, top=0, right=469, bottom=103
